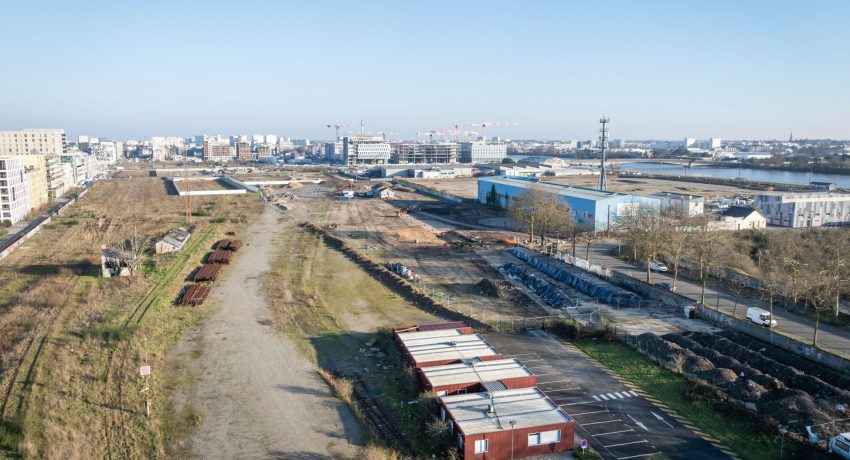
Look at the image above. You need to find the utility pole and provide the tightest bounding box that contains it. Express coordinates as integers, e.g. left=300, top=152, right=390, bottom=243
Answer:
left=509, top=420, right=517, bottom=460
left=598, top=116, right=610, bottom=191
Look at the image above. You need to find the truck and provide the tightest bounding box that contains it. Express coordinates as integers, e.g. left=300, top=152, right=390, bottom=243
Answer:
left=746, top=307, right=777, bottom=328
left=829, top=432, right=850, bottom=459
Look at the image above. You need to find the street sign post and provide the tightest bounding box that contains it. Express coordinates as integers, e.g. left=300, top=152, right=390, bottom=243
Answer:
left=580, top=439, right=588, bottom=451
left=140, top=365, right=151, bottom=417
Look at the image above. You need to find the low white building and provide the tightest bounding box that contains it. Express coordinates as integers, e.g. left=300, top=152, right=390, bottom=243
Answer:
left=713, top=206, right=767, bottom=230
left=460, top=141, right=507, bottom=163
left=155, top=227, right=191, bottom=254
left=755, top=192, right=850, bottom=227
left=0, top=157, right=31, bottom=225
left=377, top=164, right=475, bottom=179
left=650, top=191, right=705, bottom=217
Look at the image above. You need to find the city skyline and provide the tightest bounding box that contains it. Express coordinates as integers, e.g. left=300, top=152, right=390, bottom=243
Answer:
left=1, top=1, right=849, bottom=140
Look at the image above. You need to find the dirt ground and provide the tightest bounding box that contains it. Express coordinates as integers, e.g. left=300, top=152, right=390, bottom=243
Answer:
left=167, top=206, right=363, bottom=459
left=413, top=175, right=760, bottom=201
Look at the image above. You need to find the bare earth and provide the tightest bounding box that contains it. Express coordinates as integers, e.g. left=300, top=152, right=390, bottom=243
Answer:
left=169, top=205, right=362, bottom=459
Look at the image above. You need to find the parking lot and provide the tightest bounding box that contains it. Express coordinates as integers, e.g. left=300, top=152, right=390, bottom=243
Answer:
left=485, top=330, right=732, bottom=460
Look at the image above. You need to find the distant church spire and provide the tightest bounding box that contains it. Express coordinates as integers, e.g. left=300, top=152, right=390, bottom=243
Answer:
left=789, top=132, right=794, bottom=142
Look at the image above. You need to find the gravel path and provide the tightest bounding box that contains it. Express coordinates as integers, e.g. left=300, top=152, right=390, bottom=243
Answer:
left=170, top=206, right=362, bottom=459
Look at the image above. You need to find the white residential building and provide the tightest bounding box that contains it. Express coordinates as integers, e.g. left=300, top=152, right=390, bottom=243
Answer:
left=459, top=141, right=507, bottom=163
left=0, top=129, right=67, bottom=199
left=343, top=136, right=391, bottom=165
left=650, top=191, right=705, bottom=217
left=0, top=157, right=31, bottom=225
left=755, top=192, right=850, bottom=228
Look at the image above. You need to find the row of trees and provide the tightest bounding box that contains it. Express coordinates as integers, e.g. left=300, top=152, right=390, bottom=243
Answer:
left=502, top=187, right=849, bottom=347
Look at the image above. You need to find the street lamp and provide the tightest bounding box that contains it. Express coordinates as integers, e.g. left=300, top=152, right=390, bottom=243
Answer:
left=509, top=420, right=517, bottom=460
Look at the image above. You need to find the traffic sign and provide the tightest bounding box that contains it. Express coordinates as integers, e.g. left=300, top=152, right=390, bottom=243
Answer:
left=580, top=439, right=588, bottom=450
left=140, top=365, right=151, bottom=376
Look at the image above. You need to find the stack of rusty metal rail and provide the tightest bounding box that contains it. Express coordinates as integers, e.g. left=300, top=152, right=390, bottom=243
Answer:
left=207, top=249, right=232, bottom=264
left=178, top=284, right=211, bottom=306
left=193, top=264, right=223, bottom=282
left=217, top=239, right=244, bottom=252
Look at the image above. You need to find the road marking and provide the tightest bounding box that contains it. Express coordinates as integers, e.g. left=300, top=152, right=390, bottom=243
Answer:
left=614, top=392, right=625, bottom=398
left=618, top=452, right=663, bottom=460
left=545, top=387, right=581, bottom=392
left=651, top=411, right=674, bottom=428
left=594, top=429, right=634, bottom=437
left=559, top=400, right=596, bottom=406
left=604, top=440, right=649, bottom=448
left=533, top=372, right=559, bottom=377
left=536, top=379, right=574, bottom=385
left=572, top=410, right=609, bottom=416
left=583, top=419, right=622, bottom=426
left=598, top=394, right=610, bottom=400
left=627, top=414, right=648, bottom=431
left=628, top=390, right=639, bottom=397
left=606, top=393, right=617, bottom=399
left=503, top=353, right=537, bottom=357
left=592, top=395, right=600, bottom=401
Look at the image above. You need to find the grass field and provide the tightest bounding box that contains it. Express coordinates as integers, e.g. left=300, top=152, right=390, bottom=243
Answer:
left=575, top=340, right=809, bottom=460
left=0, top=177, right=263, bottom=459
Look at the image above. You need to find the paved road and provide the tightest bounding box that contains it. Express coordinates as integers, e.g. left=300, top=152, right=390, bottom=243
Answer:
left=486, top=330, right=733, bottom=460
left=586, top=243, right=850, bottom=356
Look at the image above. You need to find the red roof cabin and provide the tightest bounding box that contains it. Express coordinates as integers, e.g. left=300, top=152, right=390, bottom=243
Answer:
left=440, top=387, right=575, bottom=460
left=395, top=328, right=502, bottom=369
left=420, top=358, right=537, bottom=396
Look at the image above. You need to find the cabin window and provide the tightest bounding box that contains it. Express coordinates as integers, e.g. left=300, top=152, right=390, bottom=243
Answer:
left=528, top=429, right=561, bottom=446
left=474, top=439, right=488, bottom=453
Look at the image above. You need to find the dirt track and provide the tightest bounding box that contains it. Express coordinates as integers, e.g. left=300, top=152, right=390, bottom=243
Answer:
left=168, top=205, right=362, bottom=458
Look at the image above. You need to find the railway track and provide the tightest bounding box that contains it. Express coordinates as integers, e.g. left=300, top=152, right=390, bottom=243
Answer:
left=349, top=375, right=414, bottom=456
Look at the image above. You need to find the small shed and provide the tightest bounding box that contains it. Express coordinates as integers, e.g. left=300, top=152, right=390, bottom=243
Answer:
left=440, top=387, right=575, bottom=459
left=420, top=358, right=537, bottom=396
left=369, top=183, right=396, bottom=199
left=155, top=227, right=191, bottom=254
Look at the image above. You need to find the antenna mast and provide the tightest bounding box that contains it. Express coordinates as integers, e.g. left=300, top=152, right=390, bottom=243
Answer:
left=598, top=116, right=610, bottom=191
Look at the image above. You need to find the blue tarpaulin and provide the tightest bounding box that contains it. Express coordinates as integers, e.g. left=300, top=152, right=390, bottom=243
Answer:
left=500, top=263, right=575, bottom=309
left=510, top=247, right=642, bottom=308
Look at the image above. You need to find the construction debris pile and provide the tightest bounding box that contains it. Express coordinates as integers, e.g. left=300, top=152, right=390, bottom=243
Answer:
left=476, top=278, right=511, bottom=298
left=178, top=238, right=242, bottom=307
left=635, top=331, right=850, bottom=440
left=510, top=247, right=642, bottom=308
left=500, top=263, right=574, bottom=309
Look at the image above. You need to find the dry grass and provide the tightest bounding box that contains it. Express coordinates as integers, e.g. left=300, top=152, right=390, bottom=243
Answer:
left=0, top=177, right=264, bottom=458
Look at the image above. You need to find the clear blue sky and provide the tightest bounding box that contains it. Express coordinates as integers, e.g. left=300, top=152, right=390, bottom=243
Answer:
left=1, top=1, right=848, bottom=141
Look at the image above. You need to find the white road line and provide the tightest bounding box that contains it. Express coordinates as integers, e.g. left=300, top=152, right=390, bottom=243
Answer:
left=604, top=440, right=649, bottom=448
left=618, top=452, right=662, bottom=460
left=542, top=387, right=581, bottom=392
left=518, top=358, right=545, bottom=362
left=503, top=353, right=538, bottom=357
left=572, top=410, right=609, bottom=416
left=598, top=394, right=609, bottom=400
left=533, top=373, right=559, bottom=377
left=592, top=395, right=600, bottom=401
left=536, top=379, right=574, bottom=385
left=614, top=392, right=625, bottom=398
left=559, top=400, right=596, bottom=406
left=628, top=390, right=639, bottom=397
left=582, top=419, right=622, bottom=426
left=606, top=393, right=617, bottom=399
left=594, top=429, right=634, bottom=437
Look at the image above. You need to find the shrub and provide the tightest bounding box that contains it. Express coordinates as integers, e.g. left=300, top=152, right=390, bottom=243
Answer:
left=78, top=322, right=136, bottom=344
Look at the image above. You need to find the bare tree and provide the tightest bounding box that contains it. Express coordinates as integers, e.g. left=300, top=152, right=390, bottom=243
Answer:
left=687, top=225, right=729, bottom=305
left=661, top=215, right=701, bottom=291
left=618, top=203, right=665, bottom=283
left=507, top=187, right=547, bottom=243
left=114, top=227, right=151, bottom=277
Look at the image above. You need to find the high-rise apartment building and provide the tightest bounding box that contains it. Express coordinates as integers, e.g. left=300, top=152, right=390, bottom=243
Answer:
left=0, top=129, right=67, bottom=199
left=324, top=141, right=344, bottom=162
left=0, top=157, right=32, bottom=225
left=236, top=142, right=252, bottom=160
left=203, top=139, right=232, bottom=162
left=19, top=155, right=47, bottom=211
left=391, top=143, right=458, bottom=164
left=459, top=141, right=507, bottom=164
left=343, top=136, right=391, bottom=165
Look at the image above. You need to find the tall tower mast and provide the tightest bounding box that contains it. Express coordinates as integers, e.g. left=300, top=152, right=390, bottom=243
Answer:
left=598, top=116, right=610, bottom=191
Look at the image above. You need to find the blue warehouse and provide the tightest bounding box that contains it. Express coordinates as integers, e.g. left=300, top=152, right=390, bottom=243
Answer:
left=477, top=176, right=659, bottom=231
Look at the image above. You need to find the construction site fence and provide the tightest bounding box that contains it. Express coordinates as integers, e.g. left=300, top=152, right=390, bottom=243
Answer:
left=696, top=304, right=850, bottom=376
left=301, top=221, right=491, bottom=332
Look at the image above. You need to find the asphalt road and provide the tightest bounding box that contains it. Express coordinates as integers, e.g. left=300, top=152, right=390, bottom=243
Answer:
left=586, top=243, right=850, bottom=357
left=485, top=330, right=733, bottom=460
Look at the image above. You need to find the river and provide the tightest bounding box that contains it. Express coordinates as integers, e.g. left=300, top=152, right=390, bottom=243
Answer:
left=507, top=155, right=850, bottom=188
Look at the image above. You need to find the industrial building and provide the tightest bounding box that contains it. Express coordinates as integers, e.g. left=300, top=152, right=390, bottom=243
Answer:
left=0, top=157, right=32, bottom=225
left=377, top=164, right=474, bottom=179
left=460, top=141, right=507, bottom=163
left=496, top=164, right=597, bottom=178
left=439, top=387, right=575, bottom=459
left=419, top=358, right=536, bottom=396
left=478, top=176, right=659, bottom=231
left=650, top=191, right=705, bottom=217
left=343, top=136, right=391, bottom=165
left=754, top=192, right=850, bottom=227
left=392, top=142, right=458, bottom=164
left=395, top=328, right=502, bottom=368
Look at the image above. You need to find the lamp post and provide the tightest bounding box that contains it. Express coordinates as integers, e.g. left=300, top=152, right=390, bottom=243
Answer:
left=509, top=420, right=516, bottom=460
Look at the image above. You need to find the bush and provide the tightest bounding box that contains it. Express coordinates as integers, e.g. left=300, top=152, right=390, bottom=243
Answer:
left=78, top=322, right=136, bottom=344
left=575, top=446, right=603, bottom=460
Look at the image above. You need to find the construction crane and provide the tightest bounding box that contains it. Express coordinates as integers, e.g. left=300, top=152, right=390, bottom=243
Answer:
left=470, top=122, right=518, bottom=141
left=326, top=123, right=344, bottom=140
left=416, top=130, right=447, bottom=142
left=375, top=131, right=398, bottom=141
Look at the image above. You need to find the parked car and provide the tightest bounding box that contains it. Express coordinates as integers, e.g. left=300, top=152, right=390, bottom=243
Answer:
left=649, top=260, right=668, bottom=272
left=746, top=307, right=777, bottom=328
left=655, top=282, right=675, bottom=292
left=829, top=432, right=850, bottom=459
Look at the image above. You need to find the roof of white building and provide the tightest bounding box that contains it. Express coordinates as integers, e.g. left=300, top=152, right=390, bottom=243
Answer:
left=397, top=330, right=500, bottom=365
left=421, top=359, right=533, bottom=388
left=441, top=387, right=572, bottom=435
left=480, top=176, right=648, bottom=202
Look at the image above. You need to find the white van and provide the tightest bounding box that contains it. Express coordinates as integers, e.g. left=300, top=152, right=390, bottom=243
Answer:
left=746, top=307, right=777, bottom=328
left=829, top=432, right=850, bottom=459
left=649, top=261, right=668, bottom=272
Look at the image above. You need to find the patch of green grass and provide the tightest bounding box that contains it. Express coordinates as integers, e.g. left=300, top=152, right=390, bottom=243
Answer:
left=576, top=340, right=781, bottom=460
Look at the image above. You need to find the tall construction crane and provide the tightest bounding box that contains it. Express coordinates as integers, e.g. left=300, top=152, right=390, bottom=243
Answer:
left=416, top=130, right=447, bottom=142
left=326, top=123, right=343, bottom=140
left=470, top=122, right=518, bottom=141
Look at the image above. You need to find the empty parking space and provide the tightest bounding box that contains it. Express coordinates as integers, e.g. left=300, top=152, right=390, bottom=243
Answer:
left=490, top=331, right=731, bottom=460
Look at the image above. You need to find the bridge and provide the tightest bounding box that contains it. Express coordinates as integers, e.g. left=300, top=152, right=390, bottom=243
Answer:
left=567, top=158, right=723, bottom=168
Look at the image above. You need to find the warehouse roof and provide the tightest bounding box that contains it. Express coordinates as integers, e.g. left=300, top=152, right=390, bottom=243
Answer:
left=479, top=175, right=633, bottom=202
left=442, top=387, right=572, bottom=435
left=398, top=331, right=499, bottom=365
left=421, top=359, right=533, bottom=388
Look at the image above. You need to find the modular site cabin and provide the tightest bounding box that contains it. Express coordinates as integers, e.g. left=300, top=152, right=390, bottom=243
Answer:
left=394, top=328, right=502, bottom=368
left=419, top=358, right=537, bottom=396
